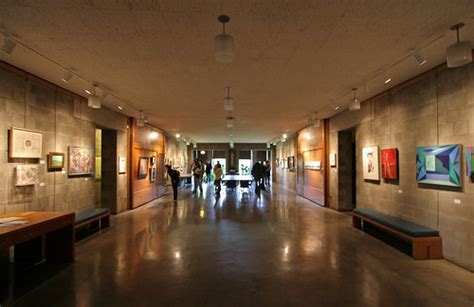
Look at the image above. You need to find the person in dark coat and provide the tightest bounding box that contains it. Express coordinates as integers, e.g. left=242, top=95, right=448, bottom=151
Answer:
left=251, top=161, right=264, bottom=195
left=165, top=165, right=180, bottom=201
left=205, top=161, right=212, bottom=183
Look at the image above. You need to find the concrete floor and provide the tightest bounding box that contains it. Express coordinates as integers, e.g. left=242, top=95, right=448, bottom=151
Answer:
left=2, top=184, right=474, bottom=307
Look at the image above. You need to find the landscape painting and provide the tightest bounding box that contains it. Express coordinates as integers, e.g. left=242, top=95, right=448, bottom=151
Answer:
left=416, top=144, right=461, bottom=187
left=68, top=146, right=94, bottom=176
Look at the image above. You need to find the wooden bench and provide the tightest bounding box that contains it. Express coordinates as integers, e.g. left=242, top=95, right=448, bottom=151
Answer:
left=352, top=208, right=442, bottom=260
left=75, top=208, right=110, bottom=241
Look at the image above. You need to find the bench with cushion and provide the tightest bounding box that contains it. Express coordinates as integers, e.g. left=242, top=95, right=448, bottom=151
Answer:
left=75, top=208, right=110, bottom=241
left=352, top=208, right=442, bottom=260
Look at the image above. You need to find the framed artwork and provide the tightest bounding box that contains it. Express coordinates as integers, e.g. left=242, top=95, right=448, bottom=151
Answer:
left=330, top=153, right=337, bottom=167
left=47, top=152, right=64, bottom=169
left=465, top=147, right=474, bottom=177
left=118, top=156, right=126, bottom=174
left=150, top=156, right=156, bottom=166
left=416, top=144, right=461, bottom=187
left=16, top=165, right=38, bottom=186
left=150, top=167, right=156, bottom=182
left=68, top=146, right=94, bottom=176
left=362, top=146, right=380, bottom=180
left=276, top=158, right=279, bottom=167
left=288, top=156, right=295, bottom=171
left=304, top=160, right=321, bottom=170
left=381, top=148, right=398, bottom=180
left=138, top=156, right=149, bottom=179
left=9, top=127, right=43, bottom=158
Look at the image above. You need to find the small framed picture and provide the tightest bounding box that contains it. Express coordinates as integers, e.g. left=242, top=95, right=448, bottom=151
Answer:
left=138, top=156, right=149, bottom=179
left=150, top=167, right=156, bottom=182
left=9, top=127, right=43, bottom=158
left=48, top=152, right=65, bottom=170
left=150, top=156, right=156, bottom=166
left=118, top=156, right=126, bottom=174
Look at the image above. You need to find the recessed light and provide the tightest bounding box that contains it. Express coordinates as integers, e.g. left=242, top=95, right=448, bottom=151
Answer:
left=384, top=78, right=392, bottom=84
left=85, top=89, right=92, bottom=95
left=334, top=106, right=340, bottom=110
left=61, top=71, right=73, bottom=83
left=176, top=133, right=181, bottom=138
left=282, top=133, right=287, bottom=138
left=117, top=105, right=123, bottom=110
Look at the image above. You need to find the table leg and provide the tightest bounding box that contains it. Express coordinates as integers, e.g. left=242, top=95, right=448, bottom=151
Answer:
left=45, top=224, right=75, bottom=262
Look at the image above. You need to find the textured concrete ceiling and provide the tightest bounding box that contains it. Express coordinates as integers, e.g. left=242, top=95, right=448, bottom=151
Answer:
left=1, top=1, right=474, bottom=142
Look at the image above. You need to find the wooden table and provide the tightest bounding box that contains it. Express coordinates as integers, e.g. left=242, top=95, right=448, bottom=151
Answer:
left=0, top=211, right=75, bottom=263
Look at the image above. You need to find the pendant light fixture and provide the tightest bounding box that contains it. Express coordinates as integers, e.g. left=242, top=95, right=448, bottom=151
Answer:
left=226, top=116, right=234, bottom=128
left=446, top=23, right=472, bottom=68
left=137, top=110, right=146, bottom=127
left=87, top=84, right=102, bottom=109
left=349, top=88, right=361, bottom=111
left=215, top=15, right=235, bottom=63
left=224, top=86, right=234, bottom=111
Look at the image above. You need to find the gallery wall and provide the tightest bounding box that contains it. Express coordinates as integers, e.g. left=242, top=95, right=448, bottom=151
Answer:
left=328, top=63, right=474, bottom=270
left=0, top=62, right=128, bottom=214
left=275, top=136, right=297, bottom=192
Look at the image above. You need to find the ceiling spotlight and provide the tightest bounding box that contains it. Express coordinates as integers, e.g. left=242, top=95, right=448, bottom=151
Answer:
left=60, top=71, right=73, bottom=83
left=186, top=142, right=190, bottom=146
left=349, top=88, right=361, bottom=111
left=176, top=133, right=181, bottom=139
left=224, top=86, right=234, bottom=111
left=137, top=110, right=146, bottom=127
left=334, top=106, right=340, bottom=111
left=0, top=36, right=17, bottom=55
left=87, top=84, right=101, bottom=109
left=446, top=23, right=472, bottom=68
left=117, top=105, right=123, bottom=110
left=282, top=133, right=287, bottom=139
left=215, top=15, right=235, bottom=63
left=384, top=78, right=392, bottom=84
left=414, top=51, right=427, bottom=66
left=226, top=116, right=234, bottom=128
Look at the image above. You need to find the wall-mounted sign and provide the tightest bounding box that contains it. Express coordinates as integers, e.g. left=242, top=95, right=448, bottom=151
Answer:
left=304, top=160, right=321, bottom=170
left=330, top=153, right=336, bottom=167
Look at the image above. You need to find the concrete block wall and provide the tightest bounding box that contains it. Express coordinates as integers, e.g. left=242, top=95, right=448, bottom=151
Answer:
left=329, top=63, right=474, bottom=271
left=275, top=135, right=297, bottom=191
left=0, top=66, right=128, bottom=214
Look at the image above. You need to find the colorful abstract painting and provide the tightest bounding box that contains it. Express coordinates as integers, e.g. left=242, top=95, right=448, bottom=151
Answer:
left=381, top=148, right=398, bottom=180
left=68, top=146, right=94, bottom=176
left=465, top=146, right=474, bottom=177
left=416, top=144, right=461, bottom=187
left=362, top=146, right=380, bottom=180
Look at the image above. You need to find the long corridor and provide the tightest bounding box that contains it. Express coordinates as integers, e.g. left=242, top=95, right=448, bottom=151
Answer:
left=4, top=184, right=474, bottom=307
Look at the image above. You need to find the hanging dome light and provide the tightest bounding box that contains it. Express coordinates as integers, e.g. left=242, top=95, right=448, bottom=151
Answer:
left=224, top=86, right=234, bottom=111
left=226, top=116, right=234, bottom=128
left=215, top=15, right=235, bottom=63
left=137, top=110, right=146, bottom=127
left=349, top=88, right=361, bottom=111
left=446, top=23, right=472, bottom=68
left=87, top=84, right=101, bottom=109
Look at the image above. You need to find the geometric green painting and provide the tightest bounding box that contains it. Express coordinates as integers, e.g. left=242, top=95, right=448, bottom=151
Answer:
left=416, top=144, right=461, bottom=187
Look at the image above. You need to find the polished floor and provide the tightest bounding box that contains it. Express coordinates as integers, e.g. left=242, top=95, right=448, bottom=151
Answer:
left=2, top=183, right=474, bottom=307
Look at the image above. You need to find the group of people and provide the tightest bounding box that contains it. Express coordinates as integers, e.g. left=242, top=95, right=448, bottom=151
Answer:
left=166, top=159, right=271, bottom=201
left=251, top=160, right=271, bottom=195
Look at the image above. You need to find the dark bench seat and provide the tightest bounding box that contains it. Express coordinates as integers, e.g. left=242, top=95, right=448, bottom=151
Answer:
left=75, top=208, right=110, bottom=241
left=352, top=208, right=442, bottom=260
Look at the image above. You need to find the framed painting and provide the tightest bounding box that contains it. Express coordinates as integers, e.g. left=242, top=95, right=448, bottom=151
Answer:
left=16, top=165, right=38, bottom=186
left=150, top=167, right=156, bottom=182
left=362, top=146, right=380, bottom=180
left=288, top=156, right=295, bottom=171
left=465, top=146, right=474, bottom=177
left=416, top=144, right=461, bottom=187
left=9, top=127, right=43, bottom=158
left=150, top=156, right=156, bottom=166
left=68, top=146, right=94, bottom=176
left=330, top=153, right=337, bottom=167
left=381, top=148, right=398, bottom=180
left=118, top=156, right=127, bottom=174
left=138, top=156, right=149, bottom=179
left=48, top=152, right=65, bottom=169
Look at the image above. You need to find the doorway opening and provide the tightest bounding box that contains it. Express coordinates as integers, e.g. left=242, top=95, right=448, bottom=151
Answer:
left=337, top=128, right=356, bottom=210
left=95, top=128, right=118, bottom=211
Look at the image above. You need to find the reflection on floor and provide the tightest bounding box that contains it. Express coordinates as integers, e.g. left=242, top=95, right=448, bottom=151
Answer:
left=2, top=183, right=474, bottom=306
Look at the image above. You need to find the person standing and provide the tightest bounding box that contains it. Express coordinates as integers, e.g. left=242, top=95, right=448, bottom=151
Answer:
left=264, top=160, right=271, bottom=186
left=205, top=161, right=212, bottom=183
left=191, top=159, right=203, bottom=193
left=251, top=161, right=264, bottom=195
left=165, top=165, right=180, bottom=201
left=213, top=162, right=223, bottom=196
